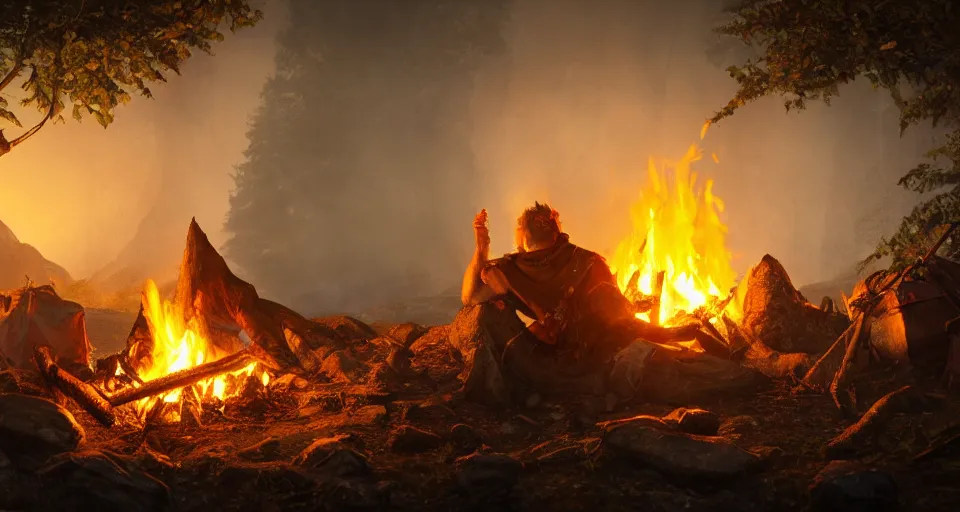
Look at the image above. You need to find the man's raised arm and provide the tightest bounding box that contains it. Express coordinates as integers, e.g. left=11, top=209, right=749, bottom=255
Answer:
left=461, top=209, right=498, bottom=305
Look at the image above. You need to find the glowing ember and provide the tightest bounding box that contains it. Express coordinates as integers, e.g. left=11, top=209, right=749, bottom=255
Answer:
left=609, top=142, right=736, bottom=325
left=125, top=279, right=268, bottom=419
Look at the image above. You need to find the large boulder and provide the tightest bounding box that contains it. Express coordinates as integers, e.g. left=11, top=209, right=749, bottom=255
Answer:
left=0, top=394, right=85, bottom=470
left=0, top=285, right=92, bottom=369
left=0, top=220, right=72, bottom=291
left=37, top=450, right=170, bottom=512
left=727, top=255, right=848, bottom=354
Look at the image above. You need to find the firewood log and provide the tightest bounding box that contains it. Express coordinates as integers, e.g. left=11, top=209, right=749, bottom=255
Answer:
left=33, top=345, right=116, bottom=427
left=107, top=349, right=255, bottom=407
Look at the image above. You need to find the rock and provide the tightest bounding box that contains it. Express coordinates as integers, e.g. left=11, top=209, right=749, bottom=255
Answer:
left=409, top=325, right=449, bottom=354
left=312, top=315, right=378, bottom=342
left=293, top=434, right=351, bottom=467
left=662, top=408, right=721, bottom=436
left=727, top=254, right=848, bottom=354
left=387, top=322, right=428, bottom=347
left=307, top=404, right=388, bottom=431
left=0, top=393, right=85, bottom=470
left=401, top=401, right=457, bottom=424
left=322, top=477, right=382, bottom=510
left=316, top=449, right=371, bottom=478
left=603, top=424, right=762, bottom=480
left=389, top=425, right=444, bottom=454
left=455, top=452, right=522, bottom=503
left=450, top=423, right=483, bottom=454
left=809, top=461, right=898, bottom=512
left=320, top=351, right=369, bottom=383
left=750, top=445, right=786, bottom=468
left=0, top=285, right=90, bottom=370
left=525, top=392, right=542, bottom=409
left=719, top=415, right=759, bottom=439
left=237, top=437, right=282, bottom=462
left=36, top=450, right=170, bottom=512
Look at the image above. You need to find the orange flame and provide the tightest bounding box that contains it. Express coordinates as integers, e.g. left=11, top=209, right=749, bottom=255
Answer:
left=609, top=143, right=735, bottom=325
left=130, top=279, right=268, bottom=418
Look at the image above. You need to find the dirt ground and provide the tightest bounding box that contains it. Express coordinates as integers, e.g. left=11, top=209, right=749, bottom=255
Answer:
left=1, top=312, right=954, bottom=512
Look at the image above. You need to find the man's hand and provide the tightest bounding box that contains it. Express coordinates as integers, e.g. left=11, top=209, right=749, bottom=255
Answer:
left=474, top=209, right=491, bottom=255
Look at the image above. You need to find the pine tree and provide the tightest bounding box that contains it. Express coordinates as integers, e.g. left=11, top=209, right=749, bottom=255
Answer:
left=709, top=0, right=960, bottom=270
left=224, top=0, right=510, bottom=313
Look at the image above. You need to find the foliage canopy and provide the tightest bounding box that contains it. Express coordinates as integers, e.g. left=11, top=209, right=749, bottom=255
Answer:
left=710, top=0, right=960, bottom=270
left=0, top=0, right=261, bottom=156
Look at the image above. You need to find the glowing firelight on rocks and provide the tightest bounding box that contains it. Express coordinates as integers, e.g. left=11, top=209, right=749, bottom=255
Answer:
left=609, top=139, right=736, bottom=325
left=129, top=279, right=267, bottom=418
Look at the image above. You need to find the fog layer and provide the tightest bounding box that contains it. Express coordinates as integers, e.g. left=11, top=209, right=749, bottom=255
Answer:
left=0, top=0, right=933, bottom=314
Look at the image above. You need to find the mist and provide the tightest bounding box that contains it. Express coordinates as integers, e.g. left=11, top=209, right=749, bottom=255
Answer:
left=472, top=0, right=930, bottom=288
left=0, top=1, right=285, bottom=288
left=0, top=0, right=936, bottom=316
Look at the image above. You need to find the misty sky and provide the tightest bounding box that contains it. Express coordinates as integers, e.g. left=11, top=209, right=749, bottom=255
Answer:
left=0, top=0, right=929, bottom=304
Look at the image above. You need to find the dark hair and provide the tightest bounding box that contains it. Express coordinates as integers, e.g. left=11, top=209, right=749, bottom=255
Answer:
left=516, top=202, right=562, bottom=249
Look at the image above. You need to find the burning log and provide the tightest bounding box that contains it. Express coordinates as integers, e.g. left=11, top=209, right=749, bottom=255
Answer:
left=107, top=348, right=256, bottom=407
left=33, top=345, right=117, bottom=427
left=650, top=271, right=666, bottom=327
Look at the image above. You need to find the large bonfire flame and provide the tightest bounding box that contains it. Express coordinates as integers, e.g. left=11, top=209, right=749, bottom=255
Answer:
left=124, top=279, right=269, bottom=420
left=609, top=138, right=736, bottom=326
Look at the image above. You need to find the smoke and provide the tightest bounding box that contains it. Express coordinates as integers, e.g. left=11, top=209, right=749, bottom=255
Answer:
left=471, top=0, right=929, bottom=287
left=0, top=1, right=285, bottom=286
left=0, top=0, right=936, bottom=315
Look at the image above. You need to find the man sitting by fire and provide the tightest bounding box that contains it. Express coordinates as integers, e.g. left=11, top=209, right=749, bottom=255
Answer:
left=454, top=202, right=760, bottom=407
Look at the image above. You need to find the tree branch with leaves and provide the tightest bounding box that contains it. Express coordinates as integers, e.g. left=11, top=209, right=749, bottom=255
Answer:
left=708, top=0, right=960, bottom=271
left=0, top=0, right=262, bottom=157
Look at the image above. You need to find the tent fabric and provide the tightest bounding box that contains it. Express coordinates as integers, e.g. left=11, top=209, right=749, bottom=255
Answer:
left=0, top=285, right=91, bottom=369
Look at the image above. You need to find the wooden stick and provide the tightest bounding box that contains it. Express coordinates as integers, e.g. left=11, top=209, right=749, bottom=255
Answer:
left=651, top=271, right=666, bottom=326
left=107, top=348, right=255, bottom=407
left=829, top=312, right=869, bottom=416
left=33, top=345, right=117, bottom=427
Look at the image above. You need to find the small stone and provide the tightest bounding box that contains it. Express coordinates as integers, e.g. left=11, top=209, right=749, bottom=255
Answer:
left=36, top=450, right=170, bottom=512
left=809, top=461, right=898, bottom=512
left=663, top=408, right=721, bottom=436
left=750, top=445, right=786, bottom=468
left=719, top=415, right=759, bottom=438
left=320, top=351, right=368, bottom=383
left=525, top=392, right=542, bottom=409
left=389, top=425, right=444, bottom=454
left=450, top=423, right=482, bottom=454
left=387, top=322, right=428, bottom=347
left=0, top=393, right=85, bottom=470
left=237, top=437, right=282, bottom=462
left=455, top=453, right=522, bottom=503
left=316, top=449, right=370, bottom=478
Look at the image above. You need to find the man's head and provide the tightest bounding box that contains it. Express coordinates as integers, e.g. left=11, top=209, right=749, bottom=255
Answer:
left=515, top=202, right=562, bottom=252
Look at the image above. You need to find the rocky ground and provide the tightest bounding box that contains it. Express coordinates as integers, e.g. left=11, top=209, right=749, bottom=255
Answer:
left=2, top=315, right=959, bottom=512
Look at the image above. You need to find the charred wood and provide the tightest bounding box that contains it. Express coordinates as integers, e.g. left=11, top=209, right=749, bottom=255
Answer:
left=108, top=349, right=255, bottom=407
left=33, top=345, right=116, bottom=427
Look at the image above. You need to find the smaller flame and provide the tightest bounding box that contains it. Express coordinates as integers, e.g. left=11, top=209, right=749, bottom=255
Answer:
left=131, top=279, right=262, bottom=419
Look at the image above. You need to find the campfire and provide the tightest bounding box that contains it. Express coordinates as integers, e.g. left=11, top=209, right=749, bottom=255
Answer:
left=609, top=140, right=735, bottom=328
left=114, top=278, right=271, bottom=422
